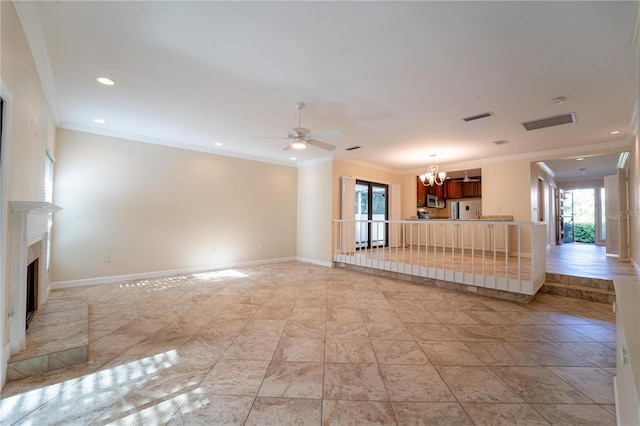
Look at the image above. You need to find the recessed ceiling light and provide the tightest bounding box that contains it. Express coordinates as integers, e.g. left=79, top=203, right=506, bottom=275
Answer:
left=96, top=77, right=115, bottom=86
left=550, top=96, right=566, bottom=104
left=93, top=118, right=106, bottom=124
left=214, top=142, right=223, bottom=146
left=290, top=157, right=297, bottom=160
left=610, top=130, right=622, bottom=135
left=576, top=157, right=584, bottom=161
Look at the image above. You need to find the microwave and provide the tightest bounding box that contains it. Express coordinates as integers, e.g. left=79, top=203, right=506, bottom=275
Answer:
left=426, top=195, right=438, bottom=207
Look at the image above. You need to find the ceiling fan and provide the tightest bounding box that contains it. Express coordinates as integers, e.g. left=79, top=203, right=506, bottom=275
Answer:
left=254, top=102, right=343, bottom=151
left=455, top=171, right=481, bottom=182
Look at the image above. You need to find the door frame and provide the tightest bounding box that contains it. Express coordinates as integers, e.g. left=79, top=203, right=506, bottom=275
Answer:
left=355, top=179, right=389, bottom=250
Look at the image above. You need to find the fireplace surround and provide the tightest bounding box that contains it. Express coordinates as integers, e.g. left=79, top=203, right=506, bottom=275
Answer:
left=8, top=201, right=61, bottom=354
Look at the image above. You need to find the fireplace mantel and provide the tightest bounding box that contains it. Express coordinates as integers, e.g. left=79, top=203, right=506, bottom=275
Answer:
left=9, top=201, right=62, bottom=353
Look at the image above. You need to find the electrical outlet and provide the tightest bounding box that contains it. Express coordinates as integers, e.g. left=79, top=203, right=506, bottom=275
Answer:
left=103, top=254, right=111, bottom=263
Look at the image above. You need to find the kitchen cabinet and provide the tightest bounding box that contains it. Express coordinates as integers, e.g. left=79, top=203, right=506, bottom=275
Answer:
left=445, top=179, right=481, bottom=199
left=416, top=177, right=427, bottom=207
left=417, top=176, right=446, bottom=206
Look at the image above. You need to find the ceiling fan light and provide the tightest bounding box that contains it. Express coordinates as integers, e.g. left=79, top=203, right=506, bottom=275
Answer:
left=292, top=141, right=306, bottom=149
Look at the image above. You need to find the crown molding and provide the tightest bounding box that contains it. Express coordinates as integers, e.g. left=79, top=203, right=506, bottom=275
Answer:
left=59, top=122, right=298, bottom=168
left=406, top=139, right=633, bottom=175
left=13, top=1, right=61, bottom=125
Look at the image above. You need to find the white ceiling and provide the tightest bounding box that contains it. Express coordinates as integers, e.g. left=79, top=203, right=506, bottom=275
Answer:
left=15, top=1, right=638, bottom=178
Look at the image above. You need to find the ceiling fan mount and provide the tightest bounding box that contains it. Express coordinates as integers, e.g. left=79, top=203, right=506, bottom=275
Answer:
left=253, top=101, right=344, bottom=151
left=457, top=171, right=481, bottom=183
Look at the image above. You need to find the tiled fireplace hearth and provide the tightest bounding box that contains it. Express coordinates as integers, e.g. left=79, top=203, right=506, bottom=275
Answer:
left=5, top=201, right=89, bottom=382
left=8, top=201, right=61, bottom=353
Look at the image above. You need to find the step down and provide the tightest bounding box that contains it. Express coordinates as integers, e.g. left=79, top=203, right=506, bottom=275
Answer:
left=539, top=279, right=616, bottom=305
left=7, top=297, right=88, bottom=382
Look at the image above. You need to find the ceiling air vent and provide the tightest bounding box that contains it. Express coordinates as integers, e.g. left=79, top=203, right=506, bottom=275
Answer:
left=522, top=112, right=576, bottom=131
left=345, top=146, right=361, bottom=151
left=462, top=112, right=494, bottom=122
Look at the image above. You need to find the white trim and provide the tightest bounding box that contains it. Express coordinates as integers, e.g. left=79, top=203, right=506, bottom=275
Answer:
left=51, top=257, right=298, bottom=289
left=613, top=377, right=621, bottom=426
left=12, top=1, right=61, bottom=124
left=296, top=257, right=332, bottom=268
left=536, top=162, right=556, bottom=179
left=406, top=140, right=633, bottom=175
left=618, top=152, right=630, bottom=169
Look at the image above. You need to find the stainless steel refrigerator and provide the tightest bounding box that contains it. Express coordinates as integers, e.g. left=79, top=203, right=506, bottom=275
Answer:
left=450, top=199, right=482, bottom=220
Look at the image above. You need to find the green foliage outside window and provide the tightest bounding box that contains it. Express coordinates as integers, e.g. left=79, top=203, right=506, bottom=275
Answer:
left=574, top=223, right=595, bottom=243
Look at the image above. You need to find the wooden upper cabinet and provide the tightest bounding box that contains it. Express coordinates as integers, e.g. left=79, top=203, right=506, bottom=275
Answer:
left=416, top=176, right=427, bottom=207
left=417, top=176, right=447, bottom=206
left=445, top=180, right=463, bottom=199
left=445, top=179, right=482, bottom=199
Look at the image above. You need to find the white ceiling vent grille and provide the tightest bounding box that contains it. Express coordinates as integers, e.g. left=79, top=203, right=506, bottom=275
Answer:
left=522, top=112, right=576, bottom=131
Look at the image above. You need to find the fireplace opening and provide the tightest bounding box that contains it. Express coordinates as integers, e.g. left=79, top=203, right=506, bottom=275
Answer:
left=26, top=258, right=39, bottom=329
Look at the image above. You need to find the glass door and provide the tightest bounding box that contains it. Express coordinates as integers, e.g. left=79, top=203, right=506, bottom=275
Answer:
left=355, top=180, right=388, bottom=249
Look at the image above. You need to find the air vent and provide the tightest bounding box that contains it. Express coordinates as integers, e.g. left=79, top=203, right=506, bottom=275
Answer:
left=522, top=112, right=576, bottom=131
left=345, top=146, right=361, bottom=151
left=462, top=112, right=494, bottom=122
left=492, top=140, right=509, bottom=145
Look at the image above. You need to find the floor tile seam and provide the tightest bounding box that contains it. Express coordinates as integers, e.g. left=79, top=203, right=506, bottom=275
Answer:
left=430, top=365, right=468, bottom=406
left=555, top=345, right=613, bottom=369
left=540, top=365, right=613, bottom=405
left=527, top=402, right=611, bottom=426
left=489, top=365, right=600, bottom=406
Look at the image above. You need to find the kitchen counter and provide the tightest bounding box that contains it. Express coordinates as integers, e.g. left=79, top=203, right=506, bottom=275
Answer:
left=479, top=215, right=514, bottom=221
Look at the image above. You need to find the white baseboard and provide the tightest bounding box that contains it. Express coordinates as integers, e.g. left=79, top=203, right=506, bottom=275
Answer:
left=1, top=342, right=10, bottom=389
left=51, top=257, right=298, bottom=289
left=296, top=257, right=332, bottom=268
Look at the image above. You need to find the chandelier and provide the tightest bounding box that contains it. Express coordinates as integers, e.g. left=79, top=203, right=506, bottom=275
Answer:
left=419, top=154, right=446, bottom=186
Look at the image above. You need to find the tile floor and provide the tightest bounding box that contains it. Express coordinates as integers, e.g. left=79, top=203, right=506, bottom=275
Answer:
left=1, top=262, right=618, bottom=425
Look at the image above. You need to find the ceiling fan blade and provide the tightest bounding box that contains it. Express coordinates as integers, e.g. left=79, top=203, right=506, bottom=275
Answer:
left=306, top=139, right=337, bottom=151
left=279, top=122, right=299, bottom=137
left=251, top=136, right=290, bottom=139
left=306, top=129, right=344, bottom=139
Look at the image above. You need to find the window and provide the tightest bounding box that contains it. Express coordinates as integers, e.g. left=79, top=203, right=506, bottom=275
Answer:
left=44, top=151, right=54, bottom=271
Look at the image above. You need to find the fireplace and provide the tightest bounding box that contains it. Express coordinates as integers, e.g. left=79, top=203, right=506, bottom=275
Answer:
left=8, top=201, right=61, bottom=354
left=26, top=258, right=39, bottom=329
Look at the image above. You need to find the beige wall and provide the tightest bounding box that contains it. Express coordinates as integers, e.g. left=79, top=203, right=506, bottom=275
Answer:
left=481, top=160, right=532, bottom=221
left=51, top=129, right=297, bottom=283
left=296, top=159, right=333, bottom=264
left=1, top=1, right=56, bottom=377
